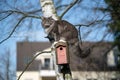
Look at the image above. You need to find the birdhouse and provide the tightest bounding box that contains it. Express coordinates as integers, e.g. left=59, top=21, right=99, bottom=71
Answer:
left=55, top=42, right=70, bottom=65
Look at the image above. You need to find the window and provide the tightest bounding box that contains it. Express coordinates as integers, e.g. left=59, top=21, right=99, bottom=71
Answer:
left=44, top=58, right=50, bottom=69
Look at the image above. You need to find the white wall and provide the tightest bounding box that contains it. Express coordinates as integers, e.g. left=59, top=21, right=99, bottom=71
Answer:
left=72, top=71, right=119, bottom=80
left=17, top=71, right=39, bottom=80
left=107, top=50, right=116, bottom=67
left=35, top=52, right=54, bottom=70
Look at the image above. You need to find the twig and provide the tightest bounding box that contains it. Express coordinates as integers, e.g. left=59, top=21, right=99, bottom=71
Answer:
left=0, top=16, right=26, bottom=44
left=17, top=50, right=52, bottom=80
left=75, top=14, right=109, bottom=27
left=27, top=9, right=42, bottom=14
left=0, top=10, right=26, bottom=16
left=75, top=17, right=99, bottom=27
left=78, top=26, right=82, bottom=46
left=26, top=15, right=41, bottom=19
left=60, top=0, right=79, bottom=19
left=0, top=12, right=13, bottom=21
left=56, top=4, right=68, bottom=10
left=0, top=74, right=4, bottom=80
left=104, top=44, right=116, bottom=57
left=0, top=10, right=41, bottom=19
left=75, top=22, right=96, bottom=27
left=0, top=10, right=42, bottom=44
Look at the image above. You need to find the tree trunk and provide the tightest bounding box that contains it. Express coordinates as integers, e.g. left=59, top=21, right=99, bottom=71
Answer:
left=40, top=0, right=72, bottom=80
left=40, top=0, right=59, bottom=20
left=39, top=0, right=61, bottom=79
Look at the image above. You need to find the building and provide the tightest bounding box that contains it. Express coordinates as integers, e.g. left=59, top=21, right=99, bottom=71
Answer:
left=16, top=41, right=120, bottom=80
left=17, top=42, right=56, bottom=80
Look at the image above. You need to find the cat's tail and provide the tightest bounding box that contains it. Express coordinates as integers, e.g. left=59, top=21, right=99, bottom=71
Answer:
left=68, top=38, right=90, bottom=58
left=73, top=41, right=91, bottom=58
left=78, top=43, right=91, bottom=58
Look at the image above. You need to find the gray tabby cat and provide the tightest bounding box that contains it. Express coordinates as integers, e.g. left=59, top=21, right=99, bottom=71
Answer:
left=41, top=17, right=90, bottom=58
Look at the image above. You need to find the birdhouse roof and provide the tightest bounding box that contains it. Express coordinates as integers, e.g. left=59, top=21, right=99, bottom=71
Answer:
left=55, top=42, right=67, bottom=48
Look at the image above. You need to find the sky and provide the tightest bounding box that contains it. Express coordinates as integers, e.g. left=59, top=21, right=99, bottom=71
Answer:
left=0, top=0, right=114, bottom=79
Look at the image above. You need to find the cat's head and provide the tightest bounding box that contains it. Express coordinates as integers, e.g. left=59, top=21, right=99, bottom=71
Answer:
left=41, top=17, right=55, bottom=28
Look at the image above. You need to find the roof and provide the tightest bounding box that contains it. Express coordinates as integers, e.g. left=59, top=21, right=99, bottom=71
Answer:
left=70, top=42, right=119, bottom=71
left=17, top=42, right=51, bottom=71
left=17, top=41, right=120, bottom=71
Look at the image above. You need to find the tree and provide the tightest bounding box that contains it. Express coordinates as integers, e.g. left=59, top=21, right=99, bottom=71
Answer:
left=0, top=0, right=115, bottom=56
left=0, top=0, right=111, bottom=44
left=104, top=0, right=120, bottom=51
left=95, top=0, right=120, bottom=50
left=0, top=48, right=16, bottom=80
left=105, top=0, right=120, bottom=67
left=96, top=0, right=120, bottom=67
left=0, top=0, right=119, bottom=79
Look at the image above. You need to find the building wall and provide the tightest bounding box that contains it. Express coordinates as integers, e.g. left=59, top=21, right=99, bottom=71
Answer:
left=107, top=50, right=116, bottom=67
left=17, top=42, right=51, bottom=71
left=17, top=71, right=120, bottom=80
left=17, top=71, right=40, bottom=80
left=16, top=42, right=120, bottom=80
left=72, top=71, right=120, bottom=80
left=36, top=52, right=54, bottom=70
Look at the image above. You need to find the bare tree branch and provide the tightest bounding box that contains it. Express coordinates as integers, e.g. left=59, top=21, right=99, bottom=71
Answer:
left=0, top=9, right=42, bottom=44
left=75, top=14, right=110, bottom=27
left=60, top=0, right=80, bottom=19
left=26, top=15, right=41, bottom=19
left=0, top=74, right=4, bottom=80
left=27, top=9, right=42, bottom=14
left=75, top=21, right=97, bottom=27
left=17, top=50, right=52, bottom=80
left=0, top=10, right=26, bottom=16
left=0, top=10, right=41, bottom=19
left=0, top=12, right=13, bottom=21
left=78, top=26, right=82, bottom=45
left=56, top=4, right=68, bottom=10
left=104, top=44, right=116, bottom=57
left=0, top=16, right=26, bottom=44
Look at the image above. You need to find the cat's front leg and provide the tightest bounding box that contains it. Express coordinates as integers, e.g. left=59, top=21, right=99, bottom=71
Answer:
left=52, top=32, right=60, bottom=41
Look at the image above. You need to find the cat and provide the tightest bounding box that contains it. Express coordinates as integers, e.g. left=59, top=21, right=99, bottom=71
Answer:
left=41, top=17, right=90, bottom=58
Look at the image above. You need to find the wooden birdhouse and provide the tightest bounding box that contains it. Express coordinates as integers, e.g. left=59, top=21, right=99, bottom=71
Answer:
left=55, top=42, right=70, bottom=65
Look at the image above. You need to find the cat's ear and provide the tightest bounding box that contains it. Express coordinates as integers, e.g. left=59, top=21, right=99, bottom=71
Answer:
left=49, top=16, right=54, bottom=20
left=41, top=16, right=46, bottom=20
